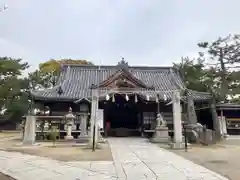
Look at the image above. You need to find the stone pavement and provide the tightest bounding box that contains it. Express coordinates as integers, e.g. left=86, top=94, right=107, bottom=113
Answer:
left=0, top=138, right=229, bottom=180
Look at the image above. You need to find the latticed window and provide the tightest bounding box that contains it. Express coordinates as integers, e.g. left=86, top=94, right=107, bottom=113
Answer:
left=143, top=112, right=155, bottom=129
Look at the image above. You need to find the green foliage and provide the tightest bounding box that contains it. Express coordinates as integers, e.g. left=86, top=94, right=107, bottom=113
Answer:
left=0, top=57, right=94, bottom=124
left=198, top=34, right=240, bottom=102
left=175, top=34, right=240, bottom=103
left=0, top=57, right=29, bottom=123
left=173, top=56, right=214, bottom=92
left=0, top=57, right=29, bottom=77
left=29, top=59, right=93, bottom=89
left=48, top=126, right=59, bottom=147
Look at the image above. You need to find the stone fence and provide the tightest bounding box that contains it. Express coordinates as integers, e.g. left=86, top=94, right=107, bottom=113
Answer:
left=198, top=128, right=216, bottom=145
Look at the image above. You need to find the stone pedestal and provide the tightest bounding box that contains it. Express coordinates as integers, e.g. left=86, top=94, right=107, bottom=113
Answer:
left=65, top=125, right=73, bottom=140
left=151, top=126, right=169, bottom=143
left=170, top=142, right=185, bottom=149
left=23, top=116, right=36, bottom=145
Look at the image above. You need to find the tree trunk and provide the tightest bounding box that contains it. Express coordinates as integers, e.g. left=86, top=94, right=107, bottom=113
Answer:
left=210, top=97, right=221, bottom=140
left=219, top=48, right=227, bottom=102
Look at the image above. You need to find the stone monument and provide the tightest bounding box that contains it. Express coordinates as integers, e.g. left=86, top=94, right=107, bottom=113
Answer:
left=23, top=116, right=36, bottom=145
left=64, top=107, right=75, bottom=140
left=89, top=88, right=99, bottom=149
left=97, top=109, right=105, bottom=143
left=151, top=113, right=169, bottom=143
left=77, top=112, right=89, bottom=143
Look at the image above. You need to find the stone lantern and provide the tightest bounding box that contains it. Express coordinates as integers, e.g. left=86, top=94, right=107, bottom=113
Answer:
left=64, top=107, right=75, bottom=140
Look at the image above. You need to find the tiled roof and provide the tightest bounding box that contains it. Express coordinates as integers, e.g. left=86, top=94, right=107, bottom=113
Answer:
left=187, top=89, right=212, bottom=101
left=31, top=63, right=212, bottom=102
left=216, top=103, right=240, bottom=110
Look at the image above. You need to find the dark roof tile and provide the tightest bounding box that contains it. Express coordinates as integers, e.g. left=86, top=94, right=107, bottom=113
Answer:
left=31, top=64, right=211, bottom=102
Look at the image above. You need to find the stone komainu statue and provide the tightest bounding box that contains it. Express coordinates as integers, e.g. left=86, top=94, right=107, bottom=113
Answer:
left=157, top=113, right=167, bottom=127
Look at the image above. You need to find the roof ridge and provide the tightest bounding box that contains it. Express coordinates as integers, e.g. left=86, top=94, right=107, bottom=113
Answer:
left=30, top=84, right=61, bottom=95
left=65, top=63, right=173, bottom=70
left=188, top=89, right=211, bottom=95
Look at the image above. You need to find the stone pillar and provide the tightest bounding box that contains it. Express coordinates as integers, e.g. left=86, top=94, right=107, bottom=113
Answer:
left=210, top=101, right=221, bottom=140
left=23, top=116, right=36, bottom=145
left=187, top=94, right=197, bottom=124
left=186, top=94, right=199, bottom=142
left=221, top=117, right=228, bottom=137
left=170, top=90, right=184, bottom=149
left=97, top=109, right=105, bottom=143
left=80, top=114, right=87, bottom=136
left=89, top=88, right=99, bottom=148
left=77, top=113, right=89, bottom=143
left=219, top=112, right=228, bottom=138
left=20, top=120, right=25, bottom=140
left=66, top=125, right=73, bottom=139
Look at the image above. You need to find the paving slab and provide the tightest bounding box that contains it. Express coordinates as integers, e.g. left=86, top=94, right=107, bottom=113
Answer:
left=0, top=137, right=230, bottom=180
left=108, top=138, right=229, bottom=180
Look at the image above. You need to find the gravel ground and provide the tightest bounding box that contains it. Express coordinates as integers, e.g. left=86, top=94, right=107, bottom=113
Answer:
left=4, top=143, right=113, bottom=162
left=0, top=133, right=113, bottom=162
left=160, top=138, right=240, bottom=180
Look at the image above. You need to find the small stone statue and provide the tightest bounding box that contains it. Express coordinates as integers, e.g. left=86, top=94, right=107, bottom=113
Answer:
left=157, top=113, right=167, bottom=127
left=44, top=121, right=49, bottom=130
left=151, top=113, right=169, bottom=143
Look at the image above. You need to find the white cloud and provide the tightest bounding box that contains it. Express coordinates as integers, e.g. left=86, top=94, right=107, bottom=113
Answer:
left=1, top=0, right=240, bottom=69
left=0, top=38, right=37, bottom=74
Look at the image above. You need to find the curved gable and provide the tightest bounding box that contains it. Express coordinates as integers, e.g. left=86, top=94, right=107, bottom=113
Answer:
left=98, top=69, right=151, bottom=89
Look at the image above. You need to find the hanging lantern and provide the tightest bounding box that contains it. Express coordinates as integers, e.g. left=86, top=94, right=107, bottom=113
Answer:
left=134, top=94, right=138, bottom=103
left=146, top=94, right=150, bottom=101
left=163, top=94, right=167, bottom=101
left=125, top=94, right=129, bottom=101
left=156, top=94, right=159, bottom=103
left=112, top=94, right=115, bottom=102
left=106, top=94, right=110, bottom=101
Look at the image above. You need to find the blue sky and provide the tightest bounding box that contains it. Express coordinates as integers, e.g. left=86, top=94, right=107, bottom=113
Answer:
left=0, top=0, right=240, bottom=72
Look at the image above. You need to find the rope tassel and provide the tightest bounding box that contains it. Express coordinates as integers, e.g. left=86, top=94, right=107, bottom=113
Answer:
left=125, top=94, right=129, bottom=101
left=146, top=94, right=150, bottom=101
left=156, top=95, right=159, bottom=103
left=135, top=94, right=138, bottom=103
left=112, top=94, right=115, bottom=102
left=106, top=94, right=110, bottom=101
